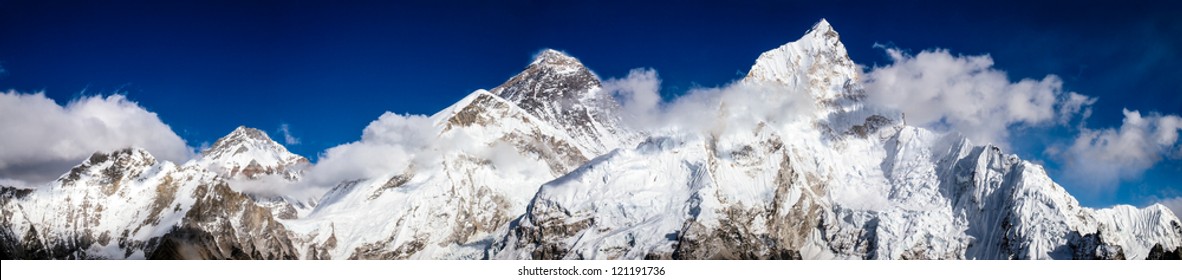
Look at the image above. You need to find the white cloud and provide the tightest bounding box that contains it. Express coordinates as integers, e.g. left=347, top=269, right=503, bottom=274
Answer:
left=0, top=91, right=194, bottom=186
left=858, top=47, right=1182, bottom=194
left=1156, top=197, right=1182, bottom=218
left=1052, top=109, right=1182, bottom=191
left=603, top=68, right=815, bottom=137
left=278, top=123, right=300, bottom=145
left=863, top=48, right=1096, bottom=149
left=603, top=68, right=662, bottom=131
left=301, top=112, right=439, bottom=188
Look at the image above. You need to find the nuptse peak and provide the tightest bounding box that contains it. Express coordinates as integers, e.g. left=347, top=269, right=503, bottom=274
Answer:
left=1, top=19, right=1178, bottom=260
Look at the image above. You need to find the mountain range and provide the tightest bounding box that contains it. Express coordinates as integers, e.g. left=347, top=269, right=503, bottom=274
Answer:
left=2, top=19, right=1179, bottom=260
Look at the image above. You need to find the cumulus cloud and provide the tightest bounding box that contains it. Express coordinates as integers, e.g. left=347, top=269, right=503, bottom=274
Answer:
left=0, top=91, right=194, bottom=187
left=1050, top=109, right=1182, bottom=191
left=278, top=123, right=300, bottom=145
left=861, top=48, right=1181, bottom=193
left=863, top=48, right=1097, bottom=149
left=603, top=68, right=815, bottom=137
left=603, top=68, right=662, bottom=131
left=301, top=112, right=439, bottom=188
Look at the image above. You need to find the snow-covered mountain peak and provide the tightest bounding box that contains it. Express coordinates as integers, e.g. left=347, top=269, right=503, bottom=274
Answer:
left=492, top=49, right=638, bottom=156
left=740, top=19, right=896, bottom=140
left=804, top=18, right=839, bottom=45
left=7, top=19, right=1178, bottom=261
left=744, top=18, right=860, bottom=105
left=530, top=49, right=584, bottom=69
left=495, top=49, right=600, bottom=103
left=3, top=141, right=301, bottom=259
left=58, top=147, right=158, bottom=188
left=94, top=148, right=157, bottom=169
left=227, top=125, right=268, bottom=140
left=196, top=126, right=307, bottom=180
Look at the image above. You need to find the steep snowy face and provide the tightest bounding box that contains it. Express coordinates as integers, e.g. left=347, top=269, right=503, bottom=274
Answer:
left=495, top=118, right=841, bottom=260
left=285, top=88, right=619, bottom=259
left=745, top=19, right=861, bottom=108
left=742, top=19, right=894, bottom=140
left=492, top=49, right=638, bottom=155
left=196, top=126, right=309, bottom=181
left=496, top=116, right=1182, bottom=260
left=0, top=148, right=299, bottom=259
left=834, top=128, right=1182, bottom=260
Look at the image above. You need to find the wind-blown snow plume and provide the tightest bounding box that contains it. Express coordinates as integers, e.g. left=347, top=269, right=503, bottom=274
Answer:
left=0, top=91, right=193, bottom=186
left=863, top=48, right=1096, bottom=149
left=1052, top=109, right=1182, bottom=191
left=278, top=123, right=300, bottom=145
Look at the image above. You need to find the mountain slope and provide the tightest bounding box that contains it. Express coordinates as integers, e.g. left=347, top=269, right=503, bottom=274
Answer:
left=2, top=19, right=1178, bottom=260
left=193, top=126, right=315, bottom=219
left=491, top=19, right=1182, bottom=260
left=282, top=52, right=641, bottom=259
left=0, top=148, right=297, bottom=259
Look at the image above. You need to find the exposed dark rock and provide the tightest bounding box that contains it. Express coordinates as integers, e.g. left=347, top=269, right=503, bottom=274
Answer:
left=849, top=115, right=893, bottom=138
left=150, top=182, right=299, bottom=260
left=368, top=173, right=412, bottom=200
left=1145, top=244, right=1181, bottom=260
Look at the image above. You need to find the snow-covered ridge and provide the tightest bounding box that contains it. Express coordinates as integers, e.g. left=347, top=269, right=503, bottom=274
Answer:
left=0, top=147, right=296, bottom=259
left=2, top=19, right=1179, bottom=260
left=492, top=19, right=1182, bottom=260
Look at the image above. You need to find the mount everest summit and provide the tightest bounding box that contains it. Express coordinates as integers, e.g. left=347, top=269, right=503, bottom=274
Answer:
left=2, top=19, right=1179, bottom=260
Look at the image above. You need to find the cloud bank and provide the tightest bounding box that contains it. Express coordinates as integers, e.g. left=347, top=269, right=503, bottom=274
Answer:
left=1051, top=109, right=1182, bottom=191
left=0, top=91, right=193, bottom=187
left=603, top=68, right=816, bottom=137
left=861, top=48, right=1180, bottom=194
left=862, top=48, right=1096, bottom=149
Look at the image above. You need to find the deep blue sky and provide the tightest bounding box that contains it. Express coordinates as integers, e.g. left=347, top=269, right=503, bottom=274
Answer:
left=1, top=0, right=1179, bottom=207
